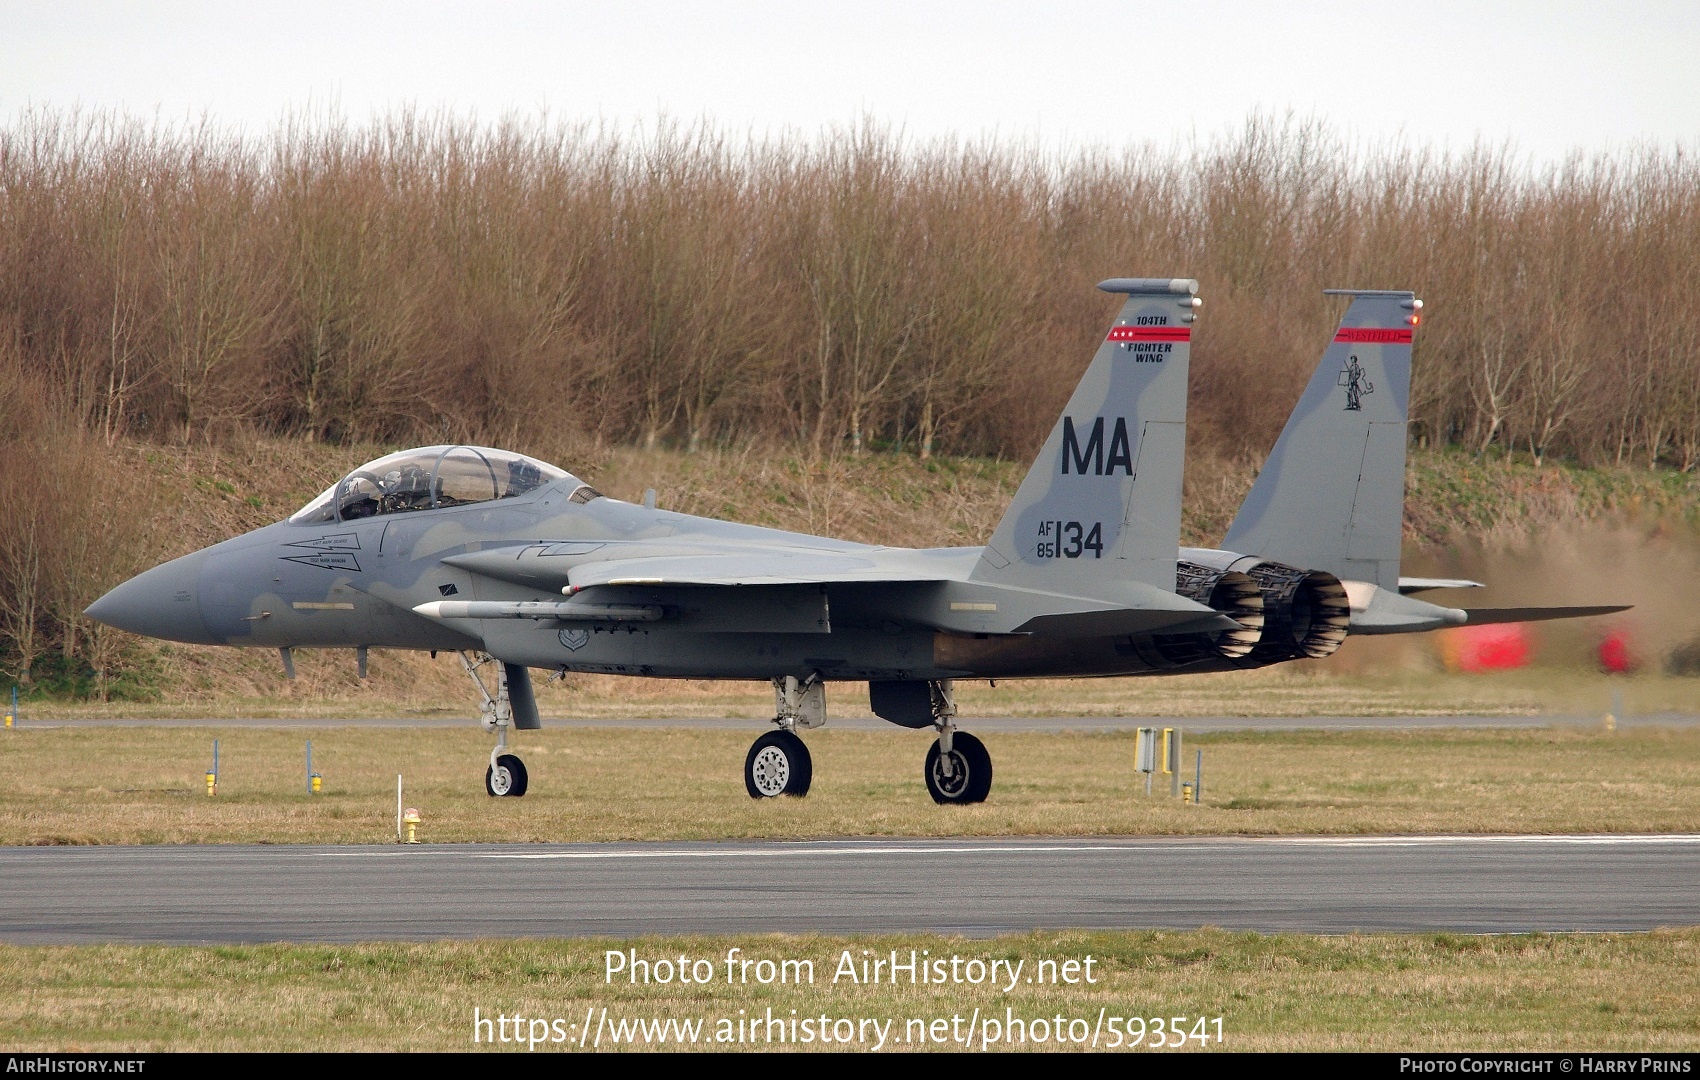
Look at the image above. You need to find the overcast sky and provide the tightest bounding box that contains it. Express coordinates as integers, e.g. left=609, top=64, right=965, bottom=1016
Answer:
left=4, top=0, right=1696, bottom=163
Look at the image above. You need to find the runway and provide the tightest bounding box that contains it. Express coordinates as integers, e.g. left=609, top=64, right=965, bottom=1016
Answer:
left=15, top=713, right=1698, bottom=731
left=3, top=835, right=1697, bottom=944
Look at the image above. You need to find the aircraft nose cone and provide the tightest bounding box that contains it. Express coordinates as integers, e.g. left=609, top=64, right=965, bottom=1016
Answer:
left=84, top=550, right=221, bottom=645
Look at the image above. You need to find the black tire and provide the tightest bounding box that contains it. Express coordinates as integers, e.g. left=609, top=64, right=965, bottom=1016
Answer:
left=486, top=753, right=529, bottom=797
left=744, top=730, right=812, bottom=798
left=924, top=731, right=992, bottom=804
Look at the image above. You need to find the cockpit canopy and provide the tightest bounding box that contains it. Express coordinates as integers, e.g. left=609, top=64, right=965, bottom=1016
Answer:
left=289, top=445, right=577, bottom=524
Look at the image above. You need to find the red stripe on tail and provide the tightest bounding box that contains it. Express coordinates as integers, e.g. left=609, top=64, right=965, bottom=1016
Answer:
left=1107, top=326, right=1191, bottom=343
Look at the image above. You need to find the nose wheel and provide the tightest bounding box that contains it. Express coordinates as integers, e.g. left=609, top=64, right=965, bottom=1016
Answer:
left=745, top=730, right=813, bottom=798
left=486, top=754, right=529, bottom=797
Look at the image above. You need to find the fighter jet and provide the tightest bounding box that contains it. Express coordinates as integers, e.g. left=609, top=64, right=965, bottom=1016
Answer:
left=86, top=278, right=1623, bottom=804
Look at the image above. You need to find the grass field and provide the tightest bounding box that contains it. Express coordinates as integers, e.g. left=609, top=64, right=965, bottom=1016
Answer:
left=3, top=929, right=1697, bottom=1051
left=3, top=723, right=1698, bottom=845
left=5, top=711, right=1698, bottom=1054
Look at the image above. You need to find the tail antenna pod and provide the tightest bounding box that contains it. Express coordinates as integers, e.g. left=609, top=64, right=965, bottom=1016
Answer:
left=1324, top=288, right=1423, bottom=322
left=1098, top=278, right=1199, bottom=296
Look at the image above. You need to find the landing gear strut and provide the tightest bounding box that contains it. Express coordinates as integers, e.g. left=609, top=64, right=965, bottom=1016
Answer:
left=744, top=675, right=822, bottom=799
left=461, top=651, right=529, bottom=797
left=923, top=680, right=991, bottom=804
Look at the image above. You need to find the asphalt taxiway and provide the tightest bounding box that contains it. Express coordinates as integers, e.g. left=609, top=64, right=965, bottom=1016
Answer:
left=15, top=714, right=1697, bottom=730
left=2, top=835, right=1696, bottom=944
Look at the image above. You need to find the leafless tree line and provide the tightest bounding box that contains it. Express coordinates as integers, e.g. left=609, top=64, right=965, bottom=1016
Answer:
left=2, top=109, right=1699, bottom=687
left=0, top=371, right=157, bottom=690
left=5, top=109, right=1696, bottom=466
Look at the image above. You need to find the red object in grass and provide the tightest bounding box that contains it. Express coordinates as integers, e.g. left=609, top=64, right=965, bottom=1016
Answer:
left=1598, top=629, right=1638, bottom=674
left=1449, top=624, right=1532, bottom=673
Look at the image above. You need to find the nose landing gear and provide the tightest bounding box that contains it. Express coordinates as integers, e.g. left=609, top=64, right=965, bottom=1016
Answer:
left=461, top=652, right=534, bottom=797
left=744, top=675, right=822, bottom=799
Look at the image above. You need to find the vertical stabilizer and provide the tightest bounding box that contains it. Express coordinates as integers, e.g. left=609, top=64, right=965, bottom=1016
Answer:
left=1221, top=289, right=1420, bottom=590
left=975, top=278, right=1200, bottom=596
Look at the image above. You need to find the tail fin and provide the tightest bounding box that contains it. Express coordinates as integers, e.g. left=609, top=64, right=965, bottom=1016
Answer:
left=974, top=277, right=1200, bottom=595
left=1221, top=289, right=1420, bottom=590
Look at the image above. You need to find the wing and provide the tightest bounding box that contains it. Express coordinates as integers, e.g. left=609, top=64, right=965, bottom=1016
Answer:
left=430, top=543, right=1233, bottom=637
left=565, top=552, right=941, bottom=589
left=442, top=544, right=980, bottom=591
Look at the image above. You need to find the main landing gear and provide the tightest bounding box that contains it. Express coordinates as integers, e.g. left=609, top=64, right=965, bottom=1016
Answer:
left=744, top=676, right=994, bottom=804
left=461, top=651, right=529, bottom=797
left=922, top=680, right=992, bottom=805
left=745, top=675, right=822, bottom=798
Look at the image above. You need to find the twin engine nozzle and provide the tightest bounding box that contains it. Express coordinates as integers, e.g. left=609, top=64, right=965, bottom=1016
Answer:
left=1139, top=558, right=1351, bottom=669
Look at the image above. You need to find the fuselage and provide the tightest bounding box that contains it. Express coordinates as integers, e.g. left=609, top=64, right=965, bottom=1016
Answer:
left=87, top=472, right=1241, bottom=683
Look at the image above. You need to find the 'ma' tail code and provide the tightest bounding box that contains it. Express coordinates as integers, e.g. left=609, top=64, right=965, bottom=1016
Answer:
left=975, top=277, right=1200, bottom=596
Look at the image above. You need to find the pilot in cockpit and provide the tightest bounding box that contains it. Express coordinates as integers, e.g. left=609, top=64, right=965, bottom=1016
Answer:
left=337, top=475, right=383, bottom=519
left=337, top=464, right=433, bottom=518
left=506, top=457, right=544, bottom=497
left=377, top=465, right=433, bottom=514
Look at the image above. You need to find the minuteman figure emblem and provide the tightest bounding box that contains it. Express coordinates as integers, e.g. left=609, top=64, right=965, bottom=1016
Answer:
left=1338, top=354, right=1373, bottom=411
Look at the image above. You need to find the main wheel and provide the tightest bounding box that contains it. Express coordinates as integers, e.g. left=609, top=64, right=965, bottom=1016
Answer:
left=486, top=753, right=529, bottom=797
left=744, top=730, right=812, bottom=798
left=924, top=731, right=992, bottom=804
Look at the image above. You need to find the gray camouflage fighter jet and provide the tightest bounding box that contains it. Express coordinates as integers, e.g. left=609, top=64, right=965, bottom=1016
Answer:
left=86, top=279, right=1624, bottom=804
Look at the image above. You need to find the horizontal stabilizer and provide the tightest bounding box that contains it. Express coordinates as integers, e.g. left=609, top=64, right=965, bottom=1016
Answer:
left=1345, top=581, right=1465, bottom=635
left=1463, top=605, right=1631, bottom=625
left=1398, top=577, right=1484, bottom=594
